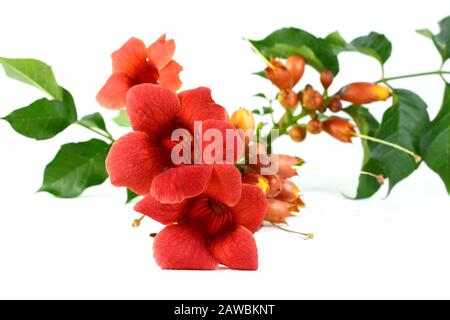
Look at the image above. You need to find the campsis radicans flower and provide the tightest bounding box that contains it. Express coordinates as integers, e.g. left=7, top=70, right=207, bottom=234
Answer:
left=339, top=82, right=392, bottom=105
left=97, top=35, right=183, bottom=109
left=106, top=83, right=243, bottom=204
left=135, top=183, right=268, bottom=270
left=264, top=55, right=305, bottom=90
left=322, top=117, right=357, bottom=143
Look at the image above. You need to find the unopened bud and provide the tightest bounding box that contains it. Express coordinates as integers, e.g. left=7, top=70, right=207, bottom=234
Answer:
left=288, top=125, right=307, bottom=142
left=264, top=174, right=283, bottom=198
left=328, top=96, right=342, bottom=113
left=264, top=59, right=293, bottom=90
left=302, top=87, right=323, bottom=110
left=339, top=82, right=392, bottom=104
left=286, top=55, right=305, bottom=86
left=278, top=89, right=299, bottom=109
left=320, top=70, right=334, bottom=89
left=306, top=119, right=323, bottom=134
left=231, top=108, right=255, bottom=131
left=322, top=117, right=356, bottom=143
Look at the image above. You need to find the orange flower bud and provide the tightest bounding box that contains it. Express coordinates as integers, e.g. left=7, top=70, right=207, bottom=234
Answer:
left=306, top=119, right=323, bottom=134
left=277, top=154, right=302, bottom=178
left=323, top=117, right=356, bottom=143
left=230, top=108, right=255, bottom=132
left=265, top=198, right=293, bottom=224
left=328, top=96, right=342, bottom=113
left=264, top=59, right=293, bottom=90
left=241, top=173, right=270, bottom=195
left=278, top=89, right=299, bottom=109
left=286, top=55, right=305, bottom=86
left=288, top=125, right=307, bottom=142
left=339, top=82, right=392, bottom=104
left=277, top=179, right=300, bottom=203
left=320, top=70, right=334, bottom=89
left=302, top=87, right=323, bottom=110
left=264, top=174, right=283, bottom=198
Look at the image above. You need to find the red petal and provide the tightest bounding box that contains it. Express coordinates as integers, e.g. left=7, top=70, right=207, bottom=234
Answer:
left=209, top=226, right=258, bottom=270
left=106, top=132, right=165, bottom=195
left=178, top=87, right=227, bottom=130
left=135, top=195, right=190, bottom=225
left=96, top=72, right=133, bottom=110
left=154, top=224, right=218, bottom=270
left=158, top=60, right=183, bottom=92
left=147, top=34, right=175, bottom=70
left=230, top=184, right=267, bottom=233
left=150, top=164, right=213, bottom=204
left=204, top=165, right=242, bottom=207
left=126, top=83, right=180, bottom=135
left=112, top=37, right=148, bottom=76
left=200, top=119, right=243, bottom=164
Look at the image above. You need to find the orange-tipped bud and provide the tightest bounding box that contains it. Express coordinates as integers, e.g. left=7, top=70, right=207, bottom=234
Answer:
left=306, top=119, right=323, bottom=134
left=320, top=70, right=334, bottom=89
left=263, top=174, right=283, bottom=198
left=288, top=125, right=307, bottom=142
left=339, top=82, right=392, bottom=104
left=323, top=117, right=356, bottom=143
left=277, top=154, right=303, bottom=178
left=242, top=173, right=270, bottom=195
left=302, top=87, right=323, bottom=110
left=277, top=179, right=300, bottom=203
left=265, top=199, right=293, bottom=224
left=264, top=59, right=293, bottom=90
left=286, top=55, right=305, bottom=86
left=278, top=89, right=299, bottom=109
left=231, top=108, right=255, bottom=132
left=328, top=96, right=342, bottom=113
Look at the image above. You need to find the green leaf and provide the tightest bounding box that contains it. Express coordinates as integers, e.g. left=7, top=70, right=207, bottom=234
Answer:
left=112, top=109, right=131, bottom=127
left=253, top=70, right=266, bottom=78
left=416, top=28, right=434, bottom=39
left=252, top=109, right=261, bottom=115
left=421, top=84, right=450, bottom=193
left=126, top=189, right=140, bottom=204
left=417, top=16, right=450, bottom=62
left=351, top=32, right=392, bottom=64
left=354, top=89, right=430, bottom=198
left=80, top=112, right=108, bottom=134
left=0, top=57, right=63, bottom=100
left=249, top=28, right=340, bottom=74
left=39, top=139, right=111, bottom=198
left=262, top=107, right=274, bottom=114
left=253, top=93, right=267, bottom=99
left=344, top=105, right=379, bottom=164
left=2, top=88, right=77, bottom=140
left=324, top=31, right=392, bottom=64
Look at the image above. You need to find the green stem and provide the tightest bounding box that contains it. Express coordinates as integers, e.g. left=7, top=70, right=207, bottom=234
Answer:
left=376, top=70, right=450, bottom=83
left=76, top=121, right=115, bottom=143
left=357, top=133, right=421, bottom=163
left=242, top=37, right=275, bottom=69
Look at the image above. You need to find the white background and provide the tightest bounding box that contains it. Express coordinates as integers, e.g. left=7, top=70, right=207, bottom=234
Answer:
left=1, top=0, right=449, bottom=299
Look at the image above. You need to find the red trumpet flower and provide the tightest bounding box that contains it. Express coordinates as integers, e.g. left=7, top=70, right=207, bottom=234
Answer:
left=106, top=84, right=243, bottom=205
left=97, top=35, right=183, bottom=110
left=136, top=184, right=268, bottom=270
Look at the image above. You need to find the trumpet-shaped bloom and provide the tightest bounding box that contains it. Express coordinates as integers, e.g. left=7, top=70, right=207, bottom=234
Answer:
left=135, top=184, right=268, bottom=270
left=106, top=84, right=243, bottom=205
left=97, top=35, right=182, bottom=109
